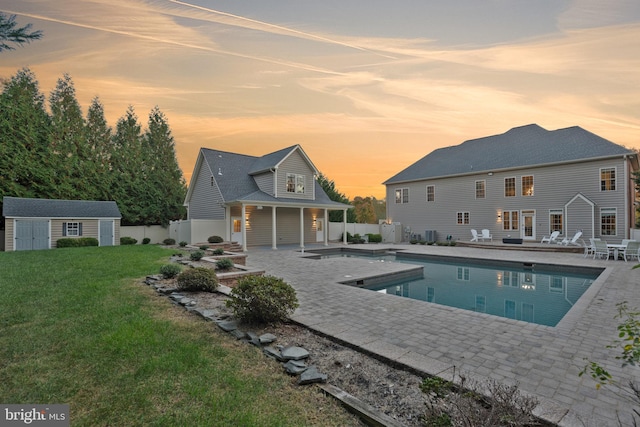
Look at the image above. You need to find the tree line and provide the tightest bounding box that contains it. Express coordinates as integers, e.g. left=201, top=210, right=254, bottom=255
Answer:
left=317, top=173, right=386, bottom=223
left=0, top=68, right=187, bottom=226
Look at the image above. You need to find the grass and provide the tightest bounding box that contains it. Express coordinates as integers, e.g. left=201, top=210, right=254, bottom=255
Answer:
left=0, top=245, right=359, bottom=426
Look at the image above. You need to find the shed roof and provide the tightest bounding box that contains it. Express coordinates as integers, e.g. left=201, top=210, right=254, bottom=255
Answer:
left=384, top=124, right=634, bottom=184
left=2, top=197, right=122, bottom=218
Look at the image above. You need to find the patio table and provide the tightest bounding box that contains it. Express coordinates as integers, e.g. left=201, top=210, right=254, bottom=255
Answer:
left=607, top=243, right=626, bottom=259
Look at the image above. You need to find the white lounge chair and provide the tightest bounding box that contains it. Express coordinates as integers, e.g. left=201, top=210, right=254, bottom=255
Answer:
left=540, top=231, right=560, bottom=244
left=558, top=230, right=582, bottom=246
left=593, top=239, right=611, bottom=260
left=480, top=229, right=492, bottom=242
left=621, top=240, right=640, bottom=262
left=470, top=229, right=479, bottom=242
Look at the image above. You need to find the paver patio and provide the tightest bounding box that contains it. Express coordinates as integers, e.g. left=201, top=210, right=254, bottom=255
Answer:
left=245, top=243, right=640, bottom=426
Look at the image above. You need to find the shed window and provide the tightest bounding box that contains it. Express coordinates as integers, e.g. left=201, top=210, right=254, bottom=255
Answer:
left=63, top=222, right=82, bottom=237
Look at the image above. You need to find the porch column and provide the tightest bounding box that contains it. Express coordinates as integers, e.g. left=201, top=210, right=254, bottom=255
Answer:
left=225, top=206, right=231, bottom=242
left=272, top=206, right=277, bottom=250
left=343, top=209, right=348, bottom=244
left=241, top=204, right=247, bottom=252
left=324, top=208, right=328, bottom=246
left=299, top=207, right=305, bottom=250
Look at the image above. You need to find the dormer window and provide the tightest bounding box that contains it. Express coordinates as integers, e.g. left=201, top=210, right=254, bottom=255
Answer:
left=287, top=173, right=305, bottom=194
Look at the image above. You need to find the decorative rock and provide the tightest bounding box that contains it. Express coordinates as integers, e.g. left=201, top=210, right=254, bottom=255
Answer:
left=245, top=332, right=260, bottom=346
left=283, top=360, right=307, bottom=375
left=193, top=308, right=219, bottom=320
left=298, top=366, right=327, bottom=385
left=230, top=329, right=246, bottom=340
left=281, top=346, right=309, bottom=361
left=216, top=320, right=238, bottom=332
left=259, top=333, right=277, bottom=345
left=263, top=346, right=286, bottom=362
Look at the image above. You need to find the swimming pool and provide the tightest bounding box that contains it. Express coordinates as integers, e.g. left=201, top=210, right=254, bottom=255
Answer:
left=309, top=249, right=602, bottom=326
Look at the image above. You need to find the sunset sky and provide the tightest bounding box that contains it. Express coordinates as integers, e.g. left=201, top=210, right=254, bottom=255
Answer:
left=1, top=1, right=639, bottom=199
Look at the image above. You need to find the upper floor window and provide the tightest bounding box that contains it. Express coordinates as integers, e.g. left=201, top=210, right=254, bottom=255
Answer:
left=286, top=173, right=304, bottom=193
left=395, top=188, right=409, bottom=204
left=475, top=180, right=485, bottom=199
left=426, top=185, right=435, bottom=202
left=600, top=168, right=616, bottom=191
left=521, top=176, right=534, bottom=196
left=504, top=177, right=516, bottom=197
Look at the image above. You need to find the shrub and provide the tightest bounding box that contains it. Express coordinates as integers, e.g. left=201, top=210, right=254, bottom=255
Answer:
left=199, top=245, right=209, bottom=251
left=159, top=264, right=182, bottom=279
left=163, top=238, right=176, bottom=245
left=208, top=235, right=224, bottom=244
left=367, top=233, right=382, bottom=243
left=56, top=237, right=99, bottom=248
left=212, top=248, right=225, bottom=256
left=190, top=250, right=205, bottom=261
left=226, top=275, right=299, bottom=324
left=142, top=237, right=151, bottom=245
left=176, top=267, right=218, bottom=292
left=120, top=236, right=137, bottom=245
left=340, top=232, right=353, bottom=242
left=216, top=258, right=234, bottom=271
left=179, top=241, right=187, bottom=247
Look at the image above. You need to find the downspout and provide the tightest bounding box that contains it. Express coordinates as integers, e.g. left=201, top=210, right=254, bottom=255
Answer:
left=299, top=207, right=305, bottom=250
left=241, top=204, right=247, bottom=252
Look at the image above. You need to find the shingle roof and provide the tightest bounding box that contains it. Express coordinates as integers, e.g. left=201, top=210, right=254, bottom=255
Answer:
left=384, top=124, right=633, bottom=184
left=3, top=197, right=121, bottom=218
left=248, top=145, right=298, bottom=175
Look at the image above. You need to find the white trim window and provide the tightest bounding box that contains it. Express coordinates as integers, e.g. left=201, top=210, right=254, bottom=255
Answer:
left=600, top=167, right=616, bottom=191
left=426, top=185, right=435, bottom=202
left=503, top=210, right=519, bottom=231
left=600, top=207, right=617, bottom=236
left=504, top=177, right=516, bottom=197
left=475, top=180, right=485, bottom=199
left=63, top=222, right=82, bottom=237
left=286, top=173, right=305, bottom=194
left=549, top=209, right=563, bottom=234
left=521, top=175, right=534, bottom=196
left=395, top=188, right=409, bottom=204
left=457, top=211, right=470, bottom=225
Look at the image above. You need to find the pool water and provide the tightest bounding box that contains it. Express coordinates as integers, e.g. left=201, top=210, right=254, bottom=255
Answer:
left=364, top=255, right=599, bottom=326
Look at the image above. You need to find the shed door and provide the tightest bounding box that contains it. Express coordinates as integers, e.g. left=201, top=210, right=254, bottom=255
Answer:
left=99, top=220, right=114, bottom=246
left=15, top=220, right=49, bottom=251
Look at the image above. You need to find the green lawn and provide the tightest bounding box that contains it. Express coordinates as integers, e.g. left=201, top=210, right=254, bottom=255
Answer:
left=0, top=245, right=358, bottom=426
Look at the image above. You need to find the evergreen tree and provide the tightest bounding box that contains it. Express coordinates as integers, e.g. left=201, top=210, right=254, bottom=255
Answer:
left=316, top=172, right=355, bottom=222
left=111, top=106, right=146, bottom=225
left=48, top=74, right=88, bottom=199
left=352, top=196, right=376, bottom=224
left=85, top=97, right=113, bottom=201
left=144, top=106, right=187, bottom=225
left=0, top=68, right=52, bottom=207
left=0, top=13, right=42, bottom=52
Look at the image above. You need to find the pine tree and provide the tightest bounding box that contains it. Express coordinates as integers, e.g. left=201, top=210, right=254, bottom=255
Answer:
left=0, top=13, right=42, bottom=52
left=316, top=172, right=355, bottom=222
left=85, top=97, right=113, bottom=201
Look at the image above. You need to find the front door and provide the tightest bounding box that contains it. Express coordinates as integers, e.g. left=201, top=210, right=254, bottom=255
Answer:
left=15, top=220, right=49, bottom=250
left=231, top=217, right=243, bottom=244
left=521, top=210, right=536, bottom=241
left=99, top=220, right=114, bottom=246
left=316, top=218, right=324, bottom=242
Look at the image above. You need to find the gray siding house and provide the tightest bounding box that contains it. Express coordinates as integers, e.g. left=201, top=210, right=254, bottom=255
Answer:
left=3, top=197, right=121, bottom=251
left=184, top=145, right=351, bottom=250
left=384, top=124, right=638, bottom=244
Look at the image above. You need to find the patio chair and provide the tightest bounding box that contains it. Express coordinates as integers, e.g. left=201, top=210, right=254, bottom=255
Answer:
left=558, top=230, right=582, bottom=246
left=480, top=229, right=492, bottom=242
left=593, top=239, right=611, bottom=260
left=540, top=231, right=560, bottom=244
left=621, top=240, right=640, bottom=262
left=584, top=237, right=600, bottom=258
left=470, top=229, right=479, bottom=242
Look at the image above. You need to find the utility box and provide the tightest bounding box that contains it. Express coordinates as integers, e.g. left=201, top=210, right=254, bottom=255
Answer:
left=425, top=230, right=437, bottom=242
left=381, top=223, right=402, bottom=243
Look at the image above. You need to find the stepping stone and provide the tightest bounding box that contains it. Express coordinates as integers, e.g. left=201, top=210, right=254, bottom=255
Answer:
left=281, top=346, right=309, bottom=361
left=263, top=346, right=285, bottom=362
left=259, top=333, right=277, bottom=345
left=193, top=308, right=218, bottom=320
left=298, top=366, right=327, bottom=385
left=230, top=329, right=246, bottom=340
left=283, top=360, right=307, bottom=375
left=216, top=320, right=238, bottom=332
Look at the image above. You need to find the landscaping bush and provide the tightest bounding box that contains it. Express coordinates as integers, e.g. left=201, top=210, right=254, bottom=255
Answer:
left=199, top=245, right=209, bottom=251
left=159, top=263, right=182, bottom=279
left=179, top=241, right=187, bottom=247
left=56, top=237, right=99, bottom=248
left=339, top=232, right=353, bottom=242
left=142, top=237, right=151, bottom=245
left=190, top=250, right=205, bottom=261
left=176, top=267, right=218, bottom=292
left=367, top=233, right=382, bottom=243
left=120, top=236, right=137, bottom=245
left=212, top=248, right=225, bottom=256
left=163, top=238, right=176, bottom=245
left=208, top=235, right=224, bottom=244
left=226, top=275, right=299, bottom=324
left=215, top=258, right=234, bottom=271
